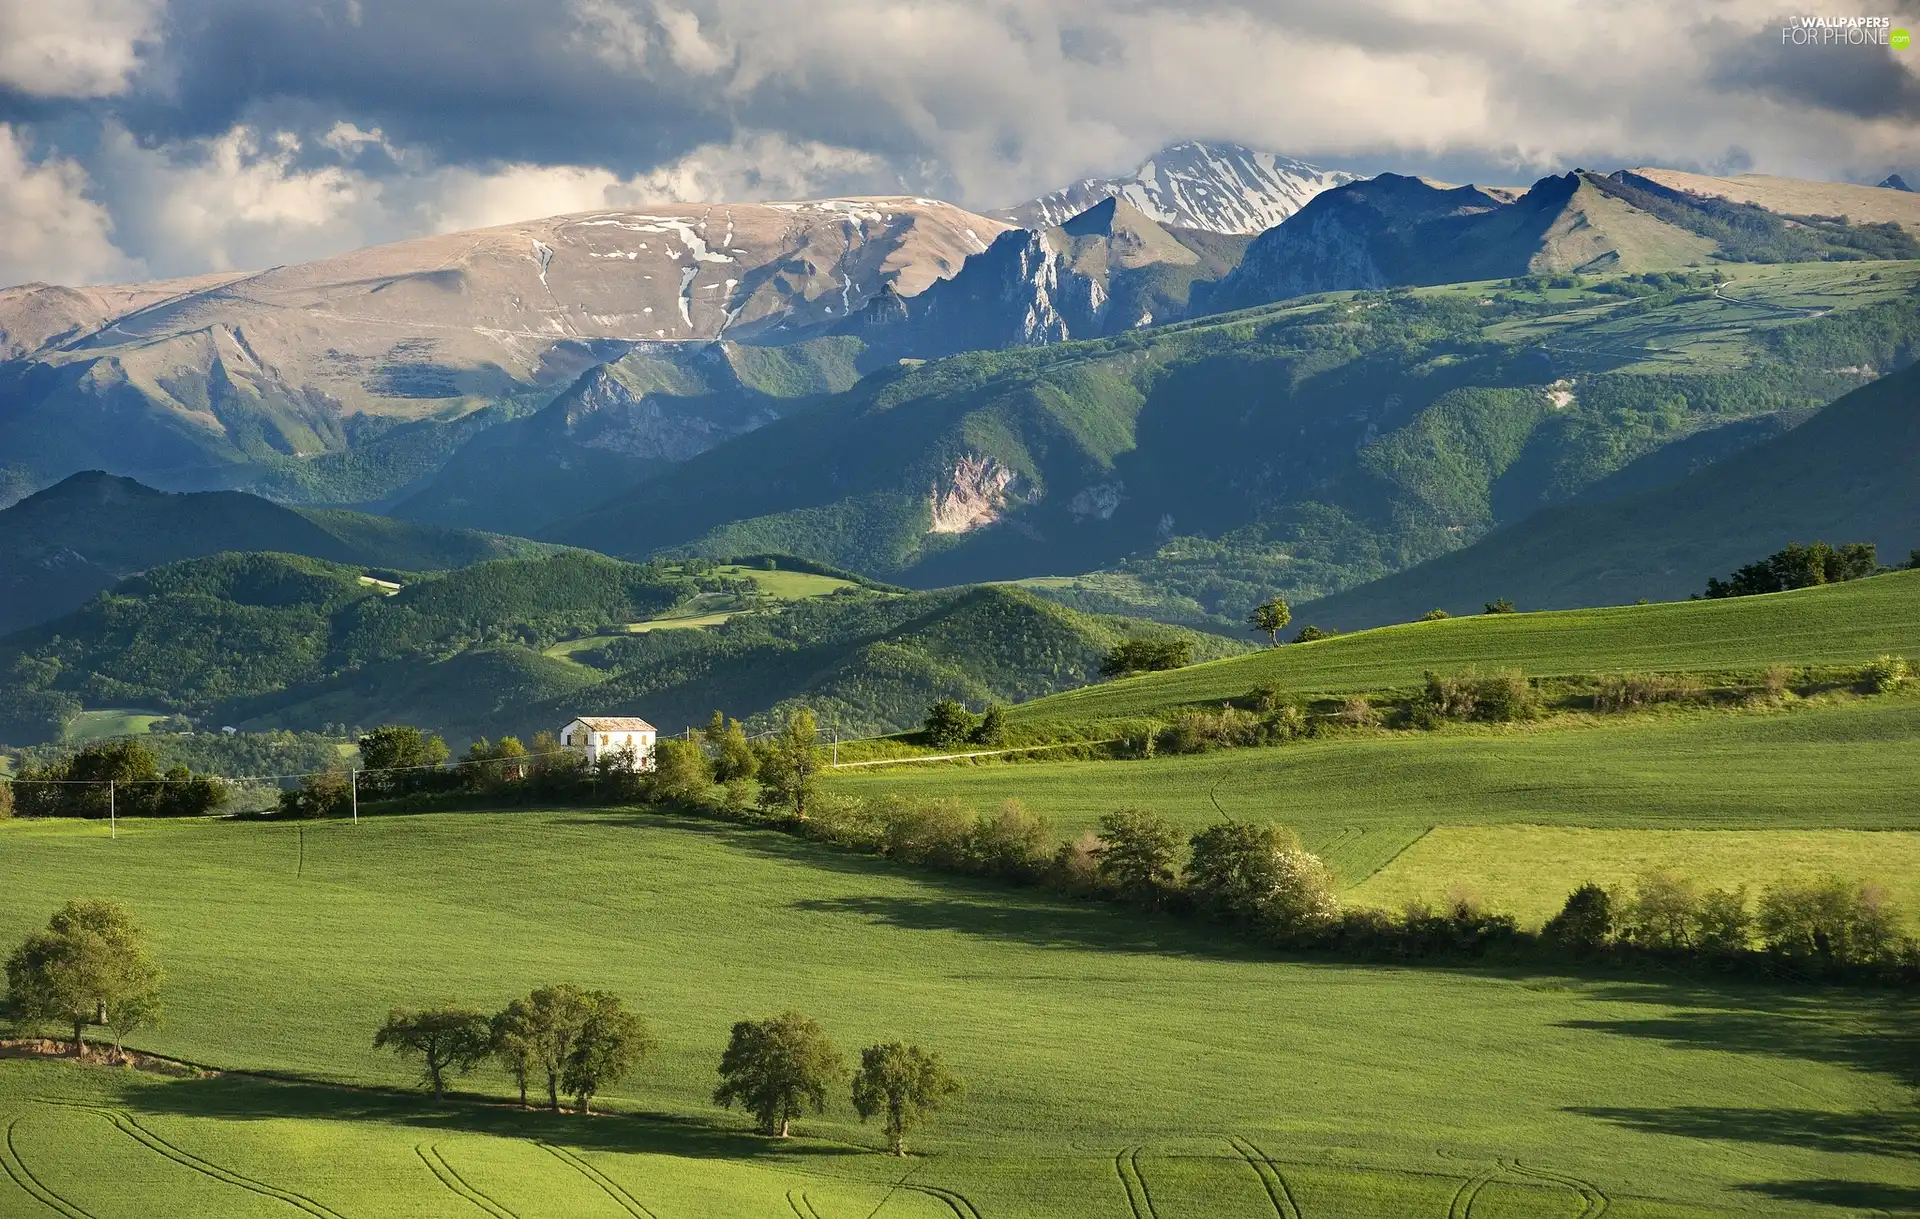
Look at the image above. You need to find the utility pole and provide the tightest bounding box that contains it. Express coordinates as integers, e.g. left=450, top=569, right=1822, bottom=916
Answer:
left=108, top=780, right=115, bottom=840
left=832, top=716, right=838, bottom=768
left=350, top=769, right=358, bottom=824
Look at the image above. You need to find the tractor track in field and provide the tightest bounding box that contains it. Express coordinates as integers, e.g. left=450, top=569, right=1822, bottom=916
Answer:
left=2, top=1117, right=99, bottom=1219
left=1503, top=1158, right=1611, bottom=1218
left=1227, top=1136, right=1303, bottom=1219
left=901, top=1181, right=982, bottom=1219
left=786, top=1187, right=827, bottom=1219
left=417, top=1142, right=519, bottom=1219
left=47, top=1104, right=346, bottom=1219
left=538, top=1142, right=658, bottom=1219
left=1445, top=1159, right=1498, bottom=1219
left=1113, top=1145, right=1157, bottom=1219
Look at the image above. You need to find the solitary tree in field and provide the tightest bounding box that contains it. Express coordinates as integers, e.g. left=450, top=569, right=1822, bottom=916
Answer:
left=922, top=699, right=977, bottom=748
left=1094, top=809, right=1184, bottom=908
left=1248, top=596, right=1292, bottom=646
left=525, top=984, right=593, bottom=1111
left=757, top=710, right=823, bottom=819
left=491, top=998, right=539, bottom=1108
left=374, top=1008, right=492, bottom=1101
left=851, top=1042, right=962, bottom=1156
left=4, top=899, right=162, bottom=1056
left=561, top=991, right=656, bottom=1115
left=713, top=1011, right=844, bottom=1137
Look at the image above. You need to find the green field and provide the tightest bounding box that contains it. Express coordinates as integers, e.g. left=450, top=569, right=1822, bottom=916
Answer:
left=1343, top=826, right=1920, bottom=932
left=2, top=812, right=1914, bottom=1217
left=1013, top=572, right=1920, bottom=724
left=63, top=708, right=168, bottom=744
left=541, top=564, right=865, bottom=663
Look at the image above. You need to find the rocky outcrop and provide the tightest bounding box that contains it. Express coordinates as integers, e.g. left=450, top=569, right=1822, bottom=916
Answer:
left=928, top=454, right=1017, bottom=534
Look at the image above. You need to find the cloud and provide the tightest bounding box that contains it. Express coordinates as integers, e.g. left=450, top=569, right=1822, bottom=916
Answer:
left=0, top=0, right=162, bottom=98
left=0, top=125, right=139, bottom=284
left=4, top=0, right=1920, bottom=283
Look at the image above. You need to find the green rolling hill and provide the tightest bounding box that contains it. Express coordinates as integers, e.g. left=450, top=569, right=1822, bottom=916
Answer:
left=1007, top=568, right=1920, bottom=725
left=0, top=549, right=1238, bottom=747
left=0, top=472, right=550, bottom=635
left=1296, top=360, right=1920, bottom=629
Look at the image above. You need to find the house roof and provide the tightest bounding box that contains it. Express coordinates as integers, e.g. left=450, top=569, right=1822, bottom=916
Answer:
left=569, top=716, right=657, bottom=732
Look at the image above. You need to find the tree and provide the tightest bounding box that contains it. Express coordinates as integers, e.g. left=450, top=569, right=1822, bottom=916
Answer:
left=524, top=984, right=593, bottom=1111
left=1185, top=821, right=1301, bottom=925
left=4, top=899, right=162, bottom=1056
left=1100, top=638, right=1194, bottom=677
left=490, top=998, right=539, bottom=1108
left=1290, top=625, right=1335, bottom=643
left=851, top=1042, right=962, bottom=1156
left=651, top=737, right=713, bottom=802
left=357, top=724, right=449, bottom=796
left=1419, top=608, right=1451, bottom=622
left=373, top=1007, right=493, bottom=1101
left=710, top=716, right=758, bottom=783
left=1756, top=876, right=1897, bottom=964
left=713, top=1010, right=844, bottom=1137
left=1542, top=883, right=1613, bottom=955
left=561, top=991, right=656, bottom=1115
left=1094, top=809, right=1183, bottom=907
left=0, top=779, right=12, bottom=821
left=1248, top=596, right=1292, bottom=646
left=1483, top=598, right=1516, bottom=615
left=278, top=769, right=353, bottom=819
left=1259, top=848, right=1339, bottom=934
left=922, top=699, right=976, bottom=748
left=972, top=704, right=1008, bottom=747
left=1703, top=540, right=1881, bottom=598
left=1621, top=871, right=1699, bottom=949
left=757, top=709, right=822, bottom=819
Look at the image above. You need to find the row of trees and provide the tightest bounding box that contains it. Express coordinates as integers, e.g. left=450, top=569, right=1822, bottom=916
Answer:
left=1544, top=872, right=1905, bottom=964
left=1701, top=540, right=1884, bottom=598
left=375, top=1000, right=959, bottom=1154
left=9, top=741, right=227, bottom=819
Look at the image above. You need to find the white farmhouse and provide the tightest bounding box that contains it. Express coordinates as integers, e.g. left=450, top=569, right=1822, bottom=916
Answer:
left=559, top=716, right=658, bottom=771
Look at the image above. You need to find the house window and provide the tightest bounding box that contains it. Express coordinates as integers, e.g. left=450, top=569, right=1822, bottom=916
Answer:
left=600, top=734, right=609, bottom=746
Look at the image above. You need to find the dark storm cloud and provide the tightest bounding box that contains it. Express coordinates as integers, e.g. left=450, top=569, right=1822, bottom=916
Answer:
left=1, top=0, right=1917, bottom=284
left=1709, top=26, right=1920, bottom=120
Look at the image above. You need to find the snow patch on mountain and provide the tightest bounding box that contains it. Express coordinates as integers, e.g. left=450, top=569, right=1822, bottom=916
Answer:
left=998, top=140, right=1358, bottom=235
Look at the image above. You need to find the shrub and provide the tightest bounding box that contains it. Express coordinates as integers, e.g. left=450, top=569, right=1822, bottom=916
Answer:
left=966, top=800, right=1053, bottom=882
left=650, top=738, right=713, bottom=802
left=879, top=796, right=972, bottom=870
left=278, top=769, right=354, bottom=819
left=1594, top=672, right=1704, bottom=712
left=1693, top=886, right=1753, bottom=953
left=1337, top=695, right=1376, bottom=728
left=1290, top=625, right=1336, bottom=643
left=802, top=793, right=886, bottom=852
left=0, top=779, right=11, bottom=821
left=1184, top=821, right=1303, bottom=925
left=1861, top=655, right=1910, bottom=694
left=971, top=704, right=1008, bottom=747
left=1761, top=664, right=1793, bottom=700
left=1757, top=876, right=1899, bottom=964
left=1620, top=871, right=1699, bottom=949
left=1484, top=598, right=1517, bottom=614
left=1419, top=608, right=1450, bottom=622
left=1245, top=683, right=1285, bottom=713
left=1050, top=832, right=1103, bottom=894
left=1417, top=668, right=1534, bottom=725
left=922, top=699, right=977, bottom=748
left=1093, top=809, right=1183, bottom=908
left=1542, top=883, right=1612, bottom=954
left=1158, top=706, right=1264, bottom=754
left=1100, top=637, right=1193, bottom=677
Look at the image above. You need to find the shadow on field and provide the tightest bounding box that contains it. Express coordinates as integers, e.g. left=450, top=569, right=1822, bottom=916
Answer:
left=120, top=1072, right=865, bottom=1162
left=1737, top=1179, right=1920, bottom=1214
left=1569, top=1105, right=1918, bottom=1159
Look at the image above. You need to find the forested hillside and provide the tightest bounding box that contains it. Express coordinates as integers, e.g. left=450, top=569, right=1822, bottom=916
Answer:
left=548, top=262, right=1920, bottom=626
left=0, top=551, right=1236, bottom=747
left=1296, top=360, right=1920, bottom=627
left=0, top=472, right=548, bottom=634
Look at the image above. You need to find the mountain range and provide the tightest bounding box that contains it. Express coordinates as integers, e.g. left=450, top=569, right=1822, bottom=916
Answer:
left=994, top=140, right=1355, bottom=234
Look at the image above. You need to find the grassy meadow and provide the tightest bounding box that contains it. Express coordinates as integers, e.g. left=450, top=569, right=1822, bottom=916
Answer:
left=2, top=811, right=1915, bottom=1218
left=1010, top=571, right=1920, bottom=724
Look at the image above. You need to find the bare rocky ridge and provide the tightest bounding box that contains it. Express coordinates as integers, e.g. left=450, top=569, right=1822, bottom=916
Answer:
left=997, top=139, right=1357, bottom=234
left=0, top=199, right=1007, bottom=505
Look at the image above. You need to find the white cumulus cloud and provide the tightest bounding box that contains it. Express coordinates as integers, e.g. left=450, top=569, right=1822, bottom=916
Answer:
left=0, top=125, right=140, bottom=285
left=0, top=0, right=163, bottom=98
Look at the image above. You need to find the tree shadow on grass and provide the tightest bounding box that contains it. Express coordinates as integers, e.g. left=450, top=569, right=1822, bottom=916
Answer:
left=1567, top=1104, right=1918, bottom=1159
left=1737, top=1179, right=1920, bottom=1214
left=115, top=1070, right=867, bottom=1163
